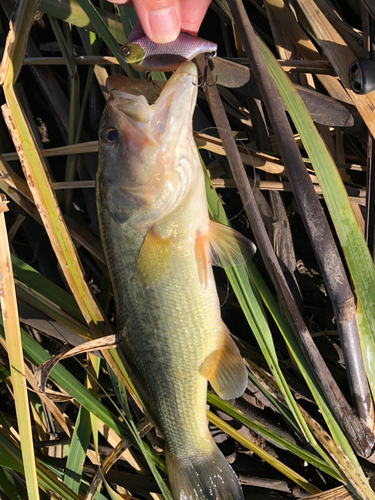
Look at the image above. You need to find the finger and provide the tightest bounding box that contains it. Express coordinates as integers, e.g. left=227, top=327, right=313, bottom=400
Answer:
left=132, top=0, right=181, bottom=43
left=107, top=0, right=133, bottom=4
left=180, top=0, right=211, bottom=35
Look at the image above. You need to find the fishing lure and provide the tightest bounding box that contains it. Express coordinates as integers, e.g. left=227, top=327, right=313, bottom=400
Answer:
left=120, top=32, right=217, bottom=72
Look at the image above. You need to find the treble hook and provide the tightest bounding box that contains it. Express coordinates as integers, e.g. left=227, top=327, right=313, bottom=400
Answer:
left=194, top=51, right=217, bottom=88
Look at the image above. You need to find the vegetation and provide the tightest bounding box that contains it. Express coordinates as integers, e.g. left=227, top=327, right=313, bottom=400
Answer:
left=0, top=0, right=375, bottom=498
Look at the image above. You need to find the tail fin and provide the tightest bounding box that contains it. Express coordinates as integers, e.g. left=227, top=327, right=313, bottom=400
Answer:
left=166, top=446, right=243, bottom=500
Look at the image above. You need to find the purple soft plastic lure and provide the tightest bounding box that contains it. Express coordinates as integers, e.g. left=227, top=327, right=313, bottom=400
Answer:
left=120, top=32, right=217, bottom=72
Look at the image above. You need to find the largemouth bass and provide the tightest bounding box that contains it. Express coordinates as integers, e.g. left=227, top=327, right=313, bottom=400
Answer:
left=97, top=61, right=252, bottom=500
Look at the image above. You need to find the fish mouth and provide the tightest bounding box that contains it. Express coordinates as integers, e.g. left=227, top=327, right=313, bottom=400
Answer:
left=150, top=61, right=199, bottom=155
left=103, top=61, right=198, bottom=154
left=99, top=62, right=200, bottom=228
left=154, top=61, right=198, bottom=115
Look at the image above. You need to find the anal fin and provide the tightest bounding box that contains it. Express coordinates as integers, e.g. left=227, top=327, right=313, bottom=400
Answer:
left=209, top=220, right=256, bottom=269
left=199, top=324, right=247, bottom=399
left=136, top=227, right=173, bottom=287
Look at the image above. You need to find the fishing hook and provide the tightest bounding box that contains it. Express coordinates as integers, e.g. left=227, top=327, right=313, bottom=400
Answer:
left=194, top=51, right=217, bottom=88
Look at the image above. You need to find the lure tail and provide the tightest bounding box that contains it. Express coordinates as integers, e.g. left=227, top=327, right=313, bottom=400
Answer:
left=166, top=444, right=243, bottom=500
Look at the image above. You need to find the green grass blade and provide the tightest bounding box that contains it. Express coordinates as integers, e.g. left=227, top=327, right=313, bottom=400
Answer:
left=38, top=0, right=127, bottom=44
left=88, top=353, right=100, bottom=467
left=0, top=197, right=40, bottom=500
left=0, top=435, right=24, bottom=473
left=115, top=5, right=137, bottom=39
left=11, top=254, right=84, bottom=323
left=208, top=411, right=321, bottom=495
left=0, top=467, right=28, bottom=500
left=74, top=0, right=129, bottom=73
left=63, top=405, right=91, bottom=493
left=257, top=38, right=375, bottom=402
left=0, top=413, right=81, bottom=500
left=202, top=158, right=366, bottom=480
left=208, top=392, right=341, bottom=479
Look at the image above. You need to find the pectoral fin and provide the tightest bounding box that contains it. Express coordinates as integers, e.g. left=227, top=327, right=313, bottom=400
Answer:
left=199, top=324, right=247, bottom=399
left=209, top=221, right=256, bottom=268
left=136, top=227, right=173, bottom=287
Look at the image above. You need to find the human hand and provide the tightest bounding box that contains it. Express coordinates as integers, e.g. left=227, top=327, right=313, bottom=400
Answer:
left=107, top=0, right=211, bottom=44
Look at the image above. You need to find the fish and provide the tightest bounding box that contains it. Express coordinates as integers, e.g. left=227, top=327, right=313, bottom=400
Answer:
left=97, top=61, right=255, bottom=500
left=119, top=32, right=217, bottom=72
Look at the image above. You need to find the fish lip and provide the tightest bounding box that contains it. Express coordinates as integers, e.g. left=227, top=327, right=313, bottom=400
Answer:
left=151, top=61, right=198, bottom=123
left=161, top=60, right=198, bottom=87
left=104, top=61, right=198, bottom=126
left=150, top=61, right=198, bottom=154
left=157, top=61, right=198, bottom=100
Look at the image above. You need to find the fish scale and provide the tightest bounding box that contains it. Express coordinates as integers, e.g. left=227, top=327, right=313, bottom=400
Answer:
left=101, top=204, right=219, bottom=453
left=126, top=259, right=219, bottom=454
left=97, top=61, right=250, bottom=500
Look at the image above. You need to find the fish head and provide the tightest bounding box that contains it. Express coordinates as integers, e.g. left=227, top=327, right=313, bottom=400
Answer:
left=97, top=61, right=199, bottom=231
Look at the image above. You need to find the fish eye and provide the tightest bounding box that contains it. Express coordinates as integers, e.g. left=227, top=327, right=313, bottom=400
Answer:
left=100, top=126, right=117, bottom=146
left=107, top=129, right=117, bottom=142
left=121, top=45, right=131, bottom=57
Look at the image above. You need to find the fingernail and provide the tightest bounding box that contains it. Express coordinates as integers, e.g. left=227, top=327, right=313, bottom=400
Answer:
left=148, top=7, right=180, bottom=43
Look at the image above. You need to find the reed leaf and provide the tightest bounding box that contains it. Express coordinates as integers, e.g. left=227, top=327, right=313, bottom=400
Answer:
left=207, top=411, right=321, bottom=495
left=257, top=36, right=375, bottom=402
left=203, top=160, right=361, bottom=480
left=207, top=392, right=341, bottom=480
left=0, top=466, right=28, bottom=500
left=63, top=404, right=91, bottom=493
left=11, top=254, right=84, bottom=323
left=2, top=0, right=375, bottom=497
left=0, top=200, right=39, bottom=499
left=0, top=413, right=80, bottom=500
left=38, top=0, right=127, bottom=44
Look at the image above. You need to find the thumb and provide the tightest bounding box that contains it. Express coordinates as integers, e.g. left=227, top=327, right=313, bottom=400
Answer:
left=132, top=0, right=181, bottom=43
